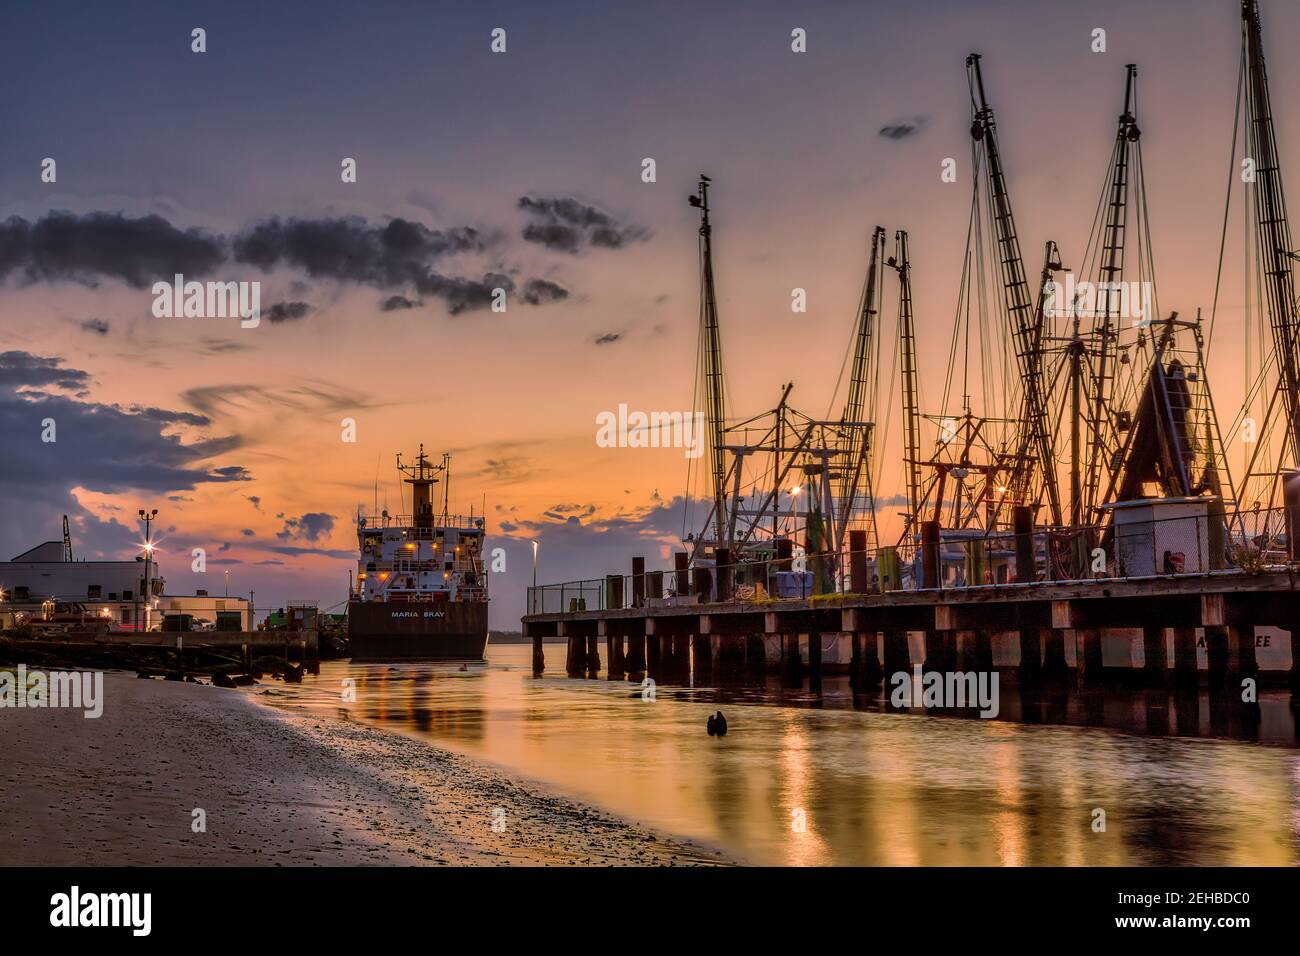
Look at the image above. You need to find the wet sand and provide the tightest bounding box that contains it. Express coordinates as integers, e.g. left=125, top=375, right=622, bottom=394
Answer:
left=0, top=672, right=730, bottom=866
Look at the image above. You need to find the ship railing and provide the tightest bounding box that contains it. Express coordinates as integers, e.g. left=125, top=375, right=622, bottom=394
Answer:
left=357, top=513, right=485, bottom=532
left=524, top=504, right=1295, bottom=613
left=378, top=558, right=484, bottom=574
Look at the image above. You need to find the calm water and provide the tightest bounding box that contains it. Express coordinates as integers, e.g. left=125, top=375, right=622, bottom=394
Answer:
left=250, top=644, right=1300, bottom=865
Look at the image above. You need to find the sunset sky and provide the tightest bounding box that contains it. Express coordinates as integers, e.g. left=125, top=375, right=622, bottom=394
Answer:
left=3, top=0, right=1298, bottom=626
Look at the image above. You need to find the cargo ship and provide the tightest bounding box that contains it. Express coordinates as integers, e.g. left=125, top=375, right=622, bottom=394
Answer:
left=347, top=446, right=489, bottom=661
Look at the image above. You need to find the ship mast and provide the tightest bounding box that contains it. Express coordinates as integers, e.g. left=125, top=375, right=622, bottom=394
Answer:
left=397, top=444, right=444, bottom=535
left=834, top=225, right=886, bottom=554
left=1240, top=0, right=1300, bottom=484
left=1082, top=64, right=1141, bottom=519
left=892, top=230, right=924, bottom=535
left=690, top=175, right=729, bottom=552
left=968, top=53, right=1062, bottom=527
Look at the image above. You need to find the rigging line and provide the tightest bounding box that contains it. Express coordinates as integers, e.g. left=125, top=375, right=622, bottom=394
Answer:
left=942, top=154, right=981, bottom=416
left=1207, top=42, right=1246, bottom=354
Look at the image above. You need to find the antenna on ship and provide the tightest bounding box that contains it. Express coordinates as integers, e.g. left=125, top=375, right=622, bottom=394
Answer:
left=442, top=452, right=452, bottom=523
left=397, top=443, right=446, bottom=535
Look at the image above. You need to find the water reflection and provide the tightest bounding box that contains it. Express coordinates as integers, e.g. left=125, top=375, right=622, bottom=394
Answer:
left=249, top=645, right=1300, bottom=865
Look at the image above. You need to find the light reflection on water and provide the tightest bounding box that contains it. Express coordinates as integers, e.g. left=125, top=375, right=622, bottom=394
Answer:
left=251, top=645, right=1300, bottom=865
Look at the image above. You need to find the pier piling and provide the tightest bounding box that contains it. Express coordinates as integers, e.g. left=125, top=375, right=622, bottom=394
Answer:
left=532, top=632, right=545, bottom=677
left=1075, top=628, right=1103, bottom=686
left=674, top=552, right=689, bottom=597
left=781, top=633, right=802, bottom=683
left=883, top=627, right=912, bottom=678
left=1142, top=625, right=1168, bottom=685
left=1172, top=625, right=1198, bottom=688
left=632, top=557, right=646, bottom=607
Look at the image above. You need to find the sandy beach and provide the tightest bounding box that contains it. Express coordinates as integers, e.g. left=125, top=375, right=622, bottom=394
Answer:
left=0, top=671, right=729, bottom=866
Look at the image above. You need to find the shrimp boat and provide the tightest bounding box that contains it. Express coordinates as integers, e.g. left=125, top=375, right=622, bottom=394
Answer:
left=347, top=446, right=489, bottom=661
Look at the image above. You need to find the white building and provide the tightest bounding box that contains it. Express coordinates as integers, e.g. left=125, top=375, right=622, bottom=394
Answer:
left=0, top=539, right=164, bottom=631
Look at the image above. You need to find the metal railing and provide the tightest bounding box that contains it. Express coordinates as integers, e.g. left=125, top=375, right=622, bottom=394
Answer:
left=525, top=505, right=1296, bottom=615
left=357, top=513, right=485, bottom=531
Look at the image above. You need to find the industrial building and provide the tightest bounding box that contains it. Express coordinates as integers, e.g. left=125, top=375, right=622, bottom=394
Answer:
left=0, top=524, right=248, bottom=632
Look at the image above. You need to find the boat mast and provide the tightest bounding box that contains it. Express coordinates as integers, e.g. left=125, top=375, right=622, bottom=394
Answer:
left=835, top=225, right=886, bottom=554
left=1242, top=0, right=1300, bottom=468
left=1083, top=64, right=1141, bottom=518
left=968, top=53, right=1061, bottom=527
left=690, top=175, right=729, bottom=553
left=892, top=230, right=924, bottom=536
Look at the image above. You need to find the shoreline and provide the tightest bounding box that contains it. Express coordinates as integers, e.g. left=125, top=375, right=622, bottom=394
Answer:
left=0, top=671, right=731, bottom=866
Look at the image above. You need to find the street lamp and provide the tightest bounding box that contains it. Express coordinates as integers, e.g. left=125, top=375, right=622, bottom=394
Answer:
left=531, top=540, right=539, bottom=589
left=137, top=508, right=158, bottom=632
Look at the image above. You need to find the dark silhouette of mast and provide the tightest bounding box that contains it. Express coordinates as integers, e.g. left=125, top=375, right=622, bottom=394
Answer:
left=690, top=175, right=728, bottom=551
left=892, top=231, right=924, bottom=534
left=835, top=225, right=886, bottom=553
left=1242, top=0, right=1300, bottom=467
left=967, top=54, right=1061, bottom=527
left=1083, top=64, right=1141, bottom=518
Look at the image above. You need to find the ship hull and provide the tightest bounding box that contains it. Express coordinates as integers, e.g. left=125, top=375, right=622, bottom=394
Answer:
left=347, top=600, right=489, bottom=662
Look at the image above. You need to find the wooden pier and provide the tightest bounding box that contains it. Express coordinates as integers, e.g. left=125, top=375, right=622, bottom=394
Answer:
left=522, top=568, right=1300, bottom=692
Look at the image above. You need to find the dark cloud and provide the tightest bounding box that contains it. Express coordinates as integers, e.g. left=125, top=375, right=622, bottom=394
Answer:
left=879, top=115, right=930, bottom=140
left=521, top=278, right=569, bottom=305
left=232, top=216, right=486, bottom=280
left=0, top=208, right=604, bottom=317
left=0, top=211, right=225, bottom=288
left=0, top=350, right=91, bottom=395
left=240, top=528, right=255, bottom=537
left=411, top=271, right=511, bottom=316
left=517, top=196, right=649, bottom=253
left=80, top=318, right=110, bottom=335
left=380, top=294, right=420, bottom=311
left=196, top=337, right=253, bottom=355
left=264, top=300, right=312, bottom=324
left=593, top=331, right=622, bottom=345
left=275, top=512, right=336, bottom=542
left=0, top=351, right=249, bottom=562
